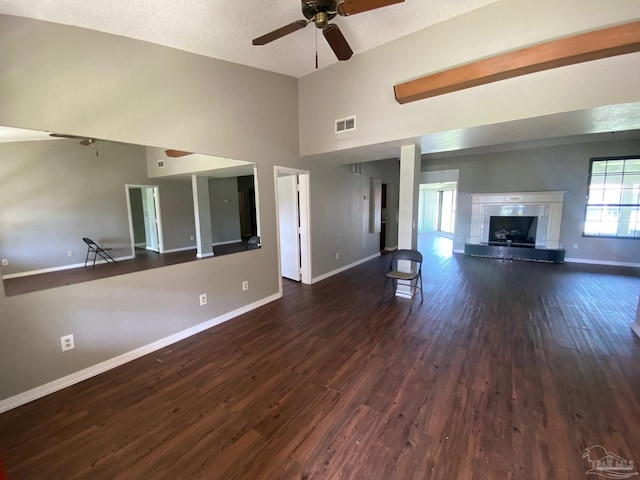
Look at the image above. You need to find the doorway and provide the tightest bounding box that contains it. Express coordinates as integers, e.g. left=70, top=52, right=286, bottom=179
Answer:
left=274, top=167, right=311, bottom=290
left=418, top=169, right=459, bottom=254
left=126, top=185, right=164, bottom=256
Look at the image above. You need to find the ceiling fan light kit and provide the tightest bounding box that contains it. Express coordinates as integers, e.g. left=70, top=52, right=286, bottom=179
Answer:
left=252, top=0, right=405, bottom=62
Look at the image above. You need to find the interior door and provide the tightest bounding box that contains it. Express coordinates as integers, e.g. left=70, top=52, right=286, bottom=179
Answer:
left=142, top=187, right=159, bottom=252
left=277, top=174, right=301, bottom=281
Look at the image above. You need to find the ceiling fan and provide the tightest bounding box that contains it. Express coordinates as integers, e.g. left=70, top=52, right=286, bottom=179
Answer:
left=252, top=0, right=405, bottom=61
left=49, top=133, right=97, bottom=146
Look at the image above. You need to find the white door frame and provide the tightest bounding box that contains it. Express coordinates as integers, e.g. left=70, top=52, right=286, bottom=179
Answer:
left=125, top=184, right=165, bottom=256
left=274, top=166, right=312, bottom=292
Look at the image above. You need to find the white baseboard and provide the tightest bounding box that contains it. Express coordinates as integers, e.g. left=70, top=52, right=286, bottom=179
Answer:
left=212, top=239, right=242, bottom=246
left=453, top=248, right=465, bottom=254
left=384, top=245, right=398, bottom=252
left=162, top=246, right=196, bottom=254
left=564, top=257, right=640, bottom=268
left=2, top=255, right=134, bottom=280
left=134, top=242, right=146, bottom=248
left=196, top=252, right=215, bottom=259
left=312, top=252, right=381, bottom=284
left=0, top=292, right=282, bottom=414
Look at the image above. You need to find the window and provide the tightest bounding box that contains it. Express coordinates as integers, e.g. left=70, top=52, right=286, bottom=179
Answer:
left=584, top=156, right=640, bottom=238
left=438, top=189, right=456, bottom=234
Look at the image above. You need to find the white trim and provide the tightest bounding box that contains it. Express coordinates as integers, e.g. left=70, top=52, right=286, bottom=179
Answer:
left=134, top=242, right=146, bottom=248
left=2, top=255, right=134, bottom=279
left=274, top=166, right=313, bottom=293
left=632, top=322, right=640, bottom=339
left=212, top=239, right=242, bottom=246
left=564, top=257, right=640, bottom=268
left=312, top=252, right=380, bottom=284
left=196, top=252, right=214, bottom=259
left=384, top=245, right=398, bottom=252
left=0, top=292, right=282, bottom=414
left=163, top=246, right=196, bottom=254
left=125, top=184, right=164, bottom=257
left=453, top=248, right=465, bottom=254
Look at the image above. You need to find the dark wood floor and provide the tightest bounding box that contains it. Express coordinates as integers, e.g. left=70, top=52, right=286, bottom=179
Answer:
left=2, top=242, right=252, bottom=296
left=1, top=237, right=639, bottom=479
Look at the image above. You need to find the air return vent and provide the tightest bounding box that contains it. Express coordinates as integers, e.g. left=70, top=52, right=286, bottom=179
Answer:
left=335, top=116, right=356, bottom=133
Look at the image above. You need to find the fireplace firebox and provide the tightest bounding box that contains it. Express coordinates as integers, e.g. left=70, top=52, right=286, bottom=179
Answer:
left=489, top=216, right=537, bottom=248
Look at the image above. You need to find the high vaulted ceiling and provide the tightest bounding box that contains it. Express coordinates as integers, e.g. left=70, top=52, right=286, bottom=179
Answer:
left=0, top=0, right=499, bottom=78
left=1, top=1, right=639, bottom=157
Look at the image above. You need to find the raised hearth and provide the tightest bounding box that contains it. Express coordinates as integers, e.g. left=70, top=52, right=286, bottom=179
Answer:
left=464, top=243, right=565, bottom=263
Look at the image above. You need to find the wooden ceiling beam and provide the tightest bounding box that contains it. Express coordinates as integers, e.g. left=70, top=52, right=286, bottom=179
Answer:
left=394, top=21, right=640, bottom=104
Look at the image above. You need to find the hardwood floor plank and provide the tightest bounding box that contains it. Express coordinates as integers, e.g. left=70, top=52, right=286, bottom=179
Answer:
left=1, top=239, right=639, bottom=479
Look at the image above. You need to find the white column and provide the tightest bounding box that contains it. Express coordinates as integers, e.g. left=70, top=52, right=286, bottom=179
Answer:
left=632, top=294, right=640, bottom=339
left=398, top=144, right=421, bottom=250
left=192, top=175, right=214, bottom=258
left=396, top=144, right=421, bottom=298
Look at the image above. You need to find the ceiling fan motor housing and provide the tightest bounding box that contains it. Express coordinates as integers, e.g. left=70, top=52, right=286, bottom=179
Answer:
left=302, top=0, right=339, bottom=22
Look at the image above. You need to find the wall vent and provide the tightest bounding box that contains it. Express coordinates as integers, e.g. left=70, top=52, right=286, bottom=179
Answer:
left=336, top=116, right=356, bottom=133
left=351, top=163, right=363, bottom=175
left=157, top=161, right=165, bottom=168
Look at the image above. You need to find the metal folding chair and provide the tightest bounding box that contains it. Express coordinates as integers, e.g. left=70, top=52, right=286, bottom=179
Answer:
left=381, top=249, right=424, bottom=307
left=83, top=237, right=117, bottom=268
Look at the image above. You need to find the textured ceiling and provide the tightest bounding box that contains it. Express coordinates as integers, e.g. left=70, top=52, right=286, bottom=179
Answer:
left=0, top=0, right=499, bottom=78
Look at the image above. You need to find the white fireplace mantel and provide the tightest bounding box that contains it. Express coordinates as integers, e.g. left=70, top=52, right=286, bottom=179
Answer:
left=468, top=191, right=566, bottom=249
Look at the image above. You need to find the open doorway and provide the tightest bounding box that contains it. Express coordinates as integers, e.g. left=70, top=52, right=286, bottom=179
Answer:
left=418, top=169, right=459, bottom=255
left=126, top=185, right=164, bottom=257
left=274, top=167, right=311, bottom=291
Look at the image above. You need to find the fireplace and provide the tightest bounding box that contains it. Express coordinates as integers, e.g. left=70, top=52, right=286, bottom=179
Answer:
left=468, top=191, right=566, bottom=249
left=489, top=216, right=537, bottom=248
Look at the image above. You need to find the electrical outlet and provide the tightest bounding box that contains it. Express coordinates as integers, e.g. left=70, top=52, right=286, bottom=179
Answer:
left=60, top=334, right=75, bottom=352
left=335, top=252, right=340, bottom=260
left=190, top=235, right=195, bottom=241
left=199, top=293, right=207, bottom=306
left=347, top=248, right=351, bottom=256
left=1, top=259, right=7, bottom=266
left=67, top=250, right=73, bottom=257
left=573, top=243, right=578, bottom=249
left=242, top=280, right=249, bottom=291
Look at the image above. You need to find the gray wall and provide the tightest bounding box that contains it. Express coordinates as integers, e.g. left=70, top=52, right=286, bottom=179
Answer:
left=0, top=139, right=195, bottom=275
left=0, top=15, right=299, bottom=402
left=208, top=177, right=241, bottom=244
left=129, top=188, right=146, bottom=245
left=307, top=158, right=400, bottom=278
left=422, top=138, right=640, bottom=264
left=156, top=179, right=196, bottom=251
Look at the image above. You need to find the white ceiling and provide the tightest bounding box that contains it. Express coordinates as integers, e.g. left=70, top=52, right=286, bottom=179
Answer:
left=0, top=0, right=498, bottom=78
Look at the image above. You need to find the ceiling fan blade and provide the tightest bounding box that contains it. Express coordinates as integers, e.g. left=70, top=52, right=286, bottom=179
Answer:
left=50, top=133, right=96, bottom=145
left=252, top=20, right=309, bottom=45
left=323, top=24, right=353, bottom=61
left=164, top=149, right=193, bottom=158
left=337, top=0, right=404, bottom=16
left=49, top=133, right=86, bottom=140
